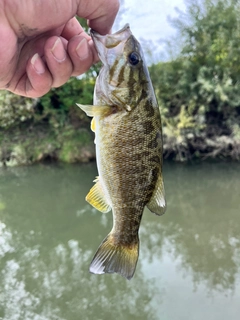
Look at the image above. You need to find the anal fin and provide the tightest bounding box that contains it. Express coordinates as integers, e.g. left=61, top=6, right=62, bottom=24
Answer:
left=147, top=174, right=166, bottom=216
left=86, top=177, right=111, bottom=213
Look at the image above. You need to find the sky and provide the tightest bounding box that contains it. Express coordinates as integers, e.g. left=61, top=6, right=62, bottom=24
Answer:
left=112, top=0, right=186, bottom=62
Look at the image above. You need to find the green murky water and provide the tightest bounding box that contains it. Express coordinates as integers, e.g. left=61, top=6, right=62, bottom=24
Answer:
left=0, top=162, right=239, bottom=320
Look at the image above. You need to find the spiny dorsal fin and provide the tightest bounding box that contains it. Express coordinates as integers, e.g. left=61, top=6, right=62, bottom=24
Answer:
left=76, top=104, right=111, bottom=117
left=89, top=232, right=139, bottom=280
left=86, top=177, right=111, bottom=213
left=147, top=174, right=166, bottom=216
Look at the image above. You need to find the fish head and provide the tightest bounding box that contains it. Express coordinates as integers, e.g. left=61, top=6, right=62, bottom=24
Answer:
left=91, top=24, right=152, bottom=110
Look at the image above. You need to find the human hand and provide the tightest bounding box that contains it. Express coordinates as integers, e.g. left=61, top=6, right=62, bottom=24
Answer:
left=0, top=0, right=119, bottom=97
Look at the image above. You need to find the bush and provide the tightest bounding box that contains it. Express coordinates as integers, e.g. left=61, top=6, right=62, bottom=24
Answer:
left=0, top=91, right=36, bottom=129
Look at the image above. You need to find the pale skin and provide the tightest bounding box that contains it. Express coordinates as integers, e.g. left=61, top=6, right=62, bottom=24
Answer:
left=0, top=0, right=119, bottom=97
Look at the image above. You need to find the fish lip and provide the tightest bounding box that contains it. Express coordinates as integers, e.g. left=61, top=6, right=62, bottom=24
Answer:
left=90, top=23, right=132, bottom=50
left=90, top=23, right=130, bottom=38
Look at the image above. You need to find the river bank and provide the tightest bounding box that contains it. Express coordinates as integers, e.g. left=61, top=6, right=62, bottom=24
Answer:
left=163, top=130, right=240, bottom=161
left=0, top=124, right=95, bottom=167
left=1, top=121, right=240, bottom=167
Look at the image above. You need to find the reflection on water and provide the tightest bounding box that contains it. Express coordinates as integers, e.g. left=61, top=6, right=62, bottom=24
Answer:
left=0, top=162, right=240, bottom=320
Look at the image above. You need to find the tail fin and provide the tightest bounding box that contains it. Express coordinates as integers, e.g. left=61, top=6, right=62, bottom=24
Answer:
left=89, top=233, right=139, bottom=280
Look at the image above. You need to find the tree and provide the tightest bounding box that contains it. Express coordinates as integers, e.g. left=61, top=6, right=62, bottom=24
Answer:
left=150, top=0, right=240, bottom=160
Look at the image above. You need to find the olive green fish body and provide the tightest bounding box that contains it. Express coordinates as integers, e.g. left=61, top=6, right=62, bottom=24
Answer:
left=78, top=24, right=166, bottom=280
left=96, top=100, right=162, bottom=225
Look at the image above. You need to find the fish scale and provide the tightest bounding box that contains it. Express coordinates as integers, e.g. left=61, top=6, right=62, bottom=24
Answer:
left=77, top=24, right=166, bottom=280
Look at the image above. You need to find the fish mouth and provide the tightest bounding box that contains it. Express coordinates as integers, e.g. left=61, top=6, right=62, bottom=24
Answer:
left=90, top=23, right=131, bottom=44
left=90, top=24, right=132, bottom=63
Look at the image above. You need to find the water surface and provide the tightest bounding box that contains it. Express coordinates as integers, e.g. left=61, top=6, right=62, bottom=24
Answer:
left=0, top=162, right=240, bottom=320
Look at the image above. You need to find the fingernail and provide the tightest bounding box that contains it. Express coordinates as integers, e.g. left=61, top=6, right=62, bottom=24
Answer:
left=31, top=53, right=45, bottom=74
left=51, top=38, right=66, bottom=62
left=76, top=38, right=89, bottom=60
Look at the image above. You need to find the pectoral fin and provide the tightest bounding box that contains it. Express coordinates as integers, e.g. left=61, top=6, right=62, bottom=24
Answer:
left=91, top=118, right=96, bottom=132
left=147, top=175, right=166, bottom=216
left=77, top=104, right=111, bottom=117
left=86, top=177, right=111, bottom=213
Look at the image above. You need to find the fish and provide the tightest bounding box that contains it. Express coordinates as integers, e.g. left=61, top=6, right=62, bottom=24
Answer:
left=77, top=24, right=166, bottom=280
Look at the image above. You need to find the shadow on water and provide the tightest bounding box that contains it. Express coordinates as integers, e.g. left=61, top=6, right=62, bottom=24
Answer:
left=0, top=162, right=240, bottom=319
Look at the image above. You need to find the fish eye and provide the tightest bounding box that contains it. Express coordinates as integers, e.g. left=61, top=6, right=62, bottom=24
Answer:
left=128, top=52, right=140, bottom=66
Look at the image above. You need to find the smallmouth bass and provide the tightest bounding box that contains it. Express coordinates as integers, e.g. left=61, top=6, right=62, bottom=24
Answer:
left=77, top=24, right=166, bottom=280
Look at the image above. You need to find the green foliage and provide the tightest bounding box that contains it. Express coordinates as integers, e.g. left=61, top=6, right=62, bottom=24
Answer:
left=0, top=125, right=94, bottom=167
left=58, top=128, right=94, bottom=163
left=150, top=0, right=240, bottom=160
left=76, top=17, right=89, bottom=31
left=36, top=76, right=95, bottom=128
left=0, top=91, right=36, bottom=129
left=171, top=0, right=240, bottom=111
left=0, top=74, right=98, bottom=166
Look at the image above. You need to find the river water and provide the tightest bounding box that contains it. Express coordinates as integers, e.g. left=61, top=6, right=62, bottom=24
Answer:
left=0, top=161, right=239, bottom=320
